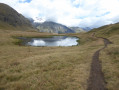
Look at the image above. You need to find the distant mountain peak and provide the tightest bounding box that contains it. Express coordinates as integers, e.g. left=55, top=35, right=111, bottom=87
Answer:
left=33, top=17, right=45, bottom=23
left=36, top=21, right=74, bottom=34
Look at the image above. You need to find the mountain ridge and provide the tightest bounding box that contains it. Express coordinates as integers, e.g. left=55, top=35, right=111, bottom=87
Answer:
left=36, top=21, right=75, bottom=33
left=30, top=19, right=86, bottom=33
left=0, top=3, right=33, bottom=30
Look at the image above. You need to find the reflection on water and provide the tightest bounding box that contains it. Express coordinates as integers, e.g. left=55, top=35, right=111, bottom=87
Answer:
left=23, top=36, right=79, bottom=46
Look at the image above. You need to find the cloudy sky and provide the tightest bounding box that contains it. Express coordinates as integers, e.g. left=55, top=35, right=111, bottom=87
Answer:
left=0, top=0, right=119, bottom=28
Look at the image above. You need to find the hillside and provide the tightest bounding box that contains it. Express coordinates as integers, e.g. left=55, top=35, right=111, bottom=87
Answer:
left=69, top=27, right=86, bottom=33
left=29, top=18, right=86, bottom=34
left=86, top=23, right=119, bottom=90
left=88, top=23, right=119, bottom=37
left=36, top=21, right=75, bottom=33
left=0, top=3, right=33, bottom=30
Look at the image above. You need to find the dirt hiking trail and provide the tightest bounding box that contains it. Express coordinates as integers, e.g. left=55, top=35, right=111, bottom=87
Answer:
left=87, top=37, right=112, bottom=90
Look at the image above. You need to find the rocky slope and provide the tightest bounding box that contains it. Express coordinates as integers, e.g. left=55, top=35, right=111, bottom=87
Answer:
left=36, top=21, right=75, bottom=34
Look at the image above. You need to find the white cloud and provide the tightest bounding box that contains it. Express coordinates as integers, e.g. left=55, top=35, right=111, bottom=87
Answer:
left=0, top=0, right=119, bottom=28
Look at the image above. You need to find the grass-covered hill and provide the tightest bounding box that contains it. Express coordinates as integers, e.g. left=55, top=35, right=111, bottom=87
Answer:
left=69, top=27, right=86, bottom=33
left=0, top=3, right=34, bottom=30
left=88, top=23, right=119, bottom=37
left=86, top=23, right=119, bottom=90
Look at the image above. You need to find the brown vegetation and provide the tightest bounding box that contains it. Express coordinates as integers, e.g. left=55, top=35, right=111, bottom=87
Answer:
left=100, top=35, right=119, bottom=90
left=0, top=29, right=104, bottom=90
left=88, top=24, right=119, bottom=90
left=0, top=23, right=118, bottom=89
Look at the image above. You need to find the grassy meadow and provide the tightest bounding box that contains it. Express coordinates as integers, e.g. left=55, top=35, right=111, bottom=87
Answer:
left=0, top=29, right=105, bottom=90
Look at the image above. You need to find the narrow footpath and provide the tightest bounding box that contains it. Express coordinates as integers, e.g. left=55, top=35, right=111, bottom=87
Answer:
left=87, top=37, right=112, bottom=90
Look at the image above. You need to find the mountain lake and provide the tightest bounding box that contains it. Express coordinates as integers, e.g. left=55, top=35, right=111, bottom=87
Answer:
left=18, top=36, right=79, bottom=47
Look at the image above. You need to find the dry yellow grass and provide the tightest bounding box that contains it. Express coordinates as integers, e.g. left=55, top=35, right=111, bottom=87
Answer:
left=100, top=35, right=119, bottom=90
left=0, top=29, right=104, bottom=90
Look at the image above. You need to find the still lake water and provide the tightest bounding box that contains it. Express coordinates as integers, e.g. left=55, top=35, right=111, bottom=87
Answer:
left=20, top=36, right=79, bottom=47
